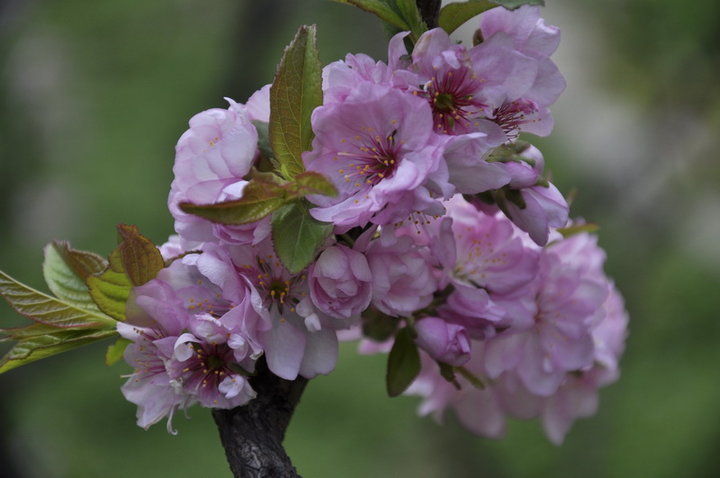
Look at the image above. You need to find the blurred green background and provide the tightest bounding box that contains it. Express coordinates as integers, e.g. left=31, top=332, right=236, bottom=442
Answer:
left=1, top=0, right=719, bottom=476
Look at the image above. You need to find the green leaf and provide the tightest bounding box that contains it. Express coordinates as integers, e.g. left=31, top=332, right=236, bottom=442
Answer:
left=105, top=337, right=131, bottom=366
left=330, top=0, right=410, bottom=31
left=362, top=307, right=400, bottom=342
left=391, top=0, right=427, bottom=38
left=43, top=242, right=102, bottom=312
left=386, top=326, right=421, bottom=397
left=180, top=179, right=290, bottom=225
left=556, top=223, right=600, bottom=238
left=271, top=201, right=333, bottom=274
left=292, top=171, right=338, bottom=197
left=0, top=270, right=117, bottom=329
left=492, top=0, right=544, bottom=9
left=0, top=329, right=117, bottom=374
left=269, top=25, right=323, bottom=180
left=86, top=249, right=133, bottom=321
left=438, top=361, right=462, bottom=389
left=252, top=120, right=277, bottom=166
left=116, top=224, right=165, bottom=287
left=439, top=0, right=496, bottom=34
left=48, top=241, right=107, bottom=280
left=1, top=322, right=73, bottom=341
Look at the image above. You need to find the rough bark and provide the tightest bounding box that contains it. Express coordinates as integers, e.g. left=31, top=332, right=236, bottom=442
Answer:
left=213, top=359, right=308, bottom=478
left=416, top=0, right=442, bottom=29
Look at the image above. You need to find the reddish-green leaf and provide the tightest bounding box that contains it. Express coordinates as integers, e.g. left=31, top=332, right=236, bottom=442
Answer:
left=116, top=224, right=164, bottom=287
left=0, top=322, right=71, bottom=341
left=86, top=249, right=132, bottom=321
left=269, top=25, right=323, bottom=180
left=43, top=242, right=102, bottom=312
left=0, top=329, right=117, bottom=374
left=293, top=171, right=338, bottom=197
left=49, top=241, right=107, bottom=280
left=386, top=326, right=421, bottom=397
left=0, top=270, right=117, bottom=329
left=180, top=179, right=289, bottom=225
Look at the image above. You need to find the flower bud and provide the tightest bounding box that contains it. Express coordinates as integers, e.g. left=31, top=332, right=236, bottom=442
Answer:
left=414, top=317, right=471, bottom=366
left=309, top=245, right=373, bottom=321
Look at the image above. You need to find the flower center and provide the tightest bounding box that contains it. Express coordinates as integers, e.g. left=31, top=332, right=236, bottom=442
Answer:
left=492, top=100, right=538, bottom=138
left=238, top=254, right=307, bottom=313
left=421, top=67, right=486, bottom=134
left=269, top=279, right=290, bottom=305
left=205, top=353, right=226, bottom=372
left=338, top=129, right=401, bottom=188
left=434, top=92, right=456, bottom=112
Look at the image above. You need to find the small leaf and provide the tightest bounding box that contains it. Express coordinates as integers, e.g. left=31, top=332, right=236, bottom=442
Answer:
left=492, top=0, right=544, bottom=9
left=439, top=0, right=496, bottom=35
left=293, top=171, right=338, bottom=197
left=438, top=361, right=462, bottom=390
left=252, top=120, right=276, bottom=163
left=270, top=25, right=323, bottom=180
left=86, top=249, right=133, bottom=321
left=362, top=307, right=400, bottom=342
left=180, top=179, right=289, bottom=225
left=43, top=242, right=101, bottom=312
left=391, top=0, right=427, bottom=38
left=556, top=223, right=600, bottom=238
left=116, top=224, right=165, bottom=287
left=386, top=326, right=421, bottom=397
left=0, top=329, right=117, bottom=374
left=330, top=0, right=410, bottom=31
left=1, top=322, right=72, bottom=341
left=49, top=241, right=107, bottom=280
left=105, top=337, right=131, bottom=366
left=271, top=201, right=333, bottom=274
left=0, top=271, right=117, bottom=329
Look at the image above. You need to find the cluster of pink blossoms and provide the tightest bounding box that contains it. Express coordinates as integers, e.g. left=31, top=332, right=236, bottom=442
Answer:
left=119, top=6, right=627, bottom=443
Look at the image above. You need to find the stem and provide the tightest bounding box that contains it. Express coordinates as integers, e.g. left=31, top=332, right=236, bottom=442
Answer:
left=416, top=0, right=442, bottom=29
left=213, top=359, right=308, bottom=477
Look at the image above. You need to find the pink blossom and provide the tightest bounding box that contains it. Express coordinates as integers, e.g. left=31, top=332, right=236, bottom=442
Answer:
left=168, top=96, right=269, bottom=246
left=406, top=351, right=507, bottom=438
left=411, top=28, right=538, bottom=136
left=308, top=245, right=373, bottom=321
left=205, top=239, right=341, bottom=380
left=477, top=6, right=566, bottom=137
left=443, top=131, right=510, bottom=195
left=304, top=83, right=448, bottom=229
left=119, top=257, right=263, bottom=431
left=503, top=182, right=569, bottom=245
left=365, top=231, right=437, bottom=317
left=444, top=195, right=539, bottom=295
left=323, top=32, right=415, bottom=103
left=483, top=233, right=611, bottom=396
left=414, top=317, right=471, bottom=366
left=471, top=144, right=569, bottom=245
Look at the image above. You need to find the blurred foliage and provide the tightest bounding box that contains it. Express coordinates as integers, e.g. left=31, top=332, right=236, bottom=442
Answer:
left=1, top=0, right=719, bottom=477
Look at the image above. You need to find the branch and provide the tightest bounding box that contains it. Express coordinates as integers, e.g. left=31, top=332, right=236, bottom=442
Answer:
left=213, top=359, right=308, bottom=477
left=416, top=0, right=441, bottom=28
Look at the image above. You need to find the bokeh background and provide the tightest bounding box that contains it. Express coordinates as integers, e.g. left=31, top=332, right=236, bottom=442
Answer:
left=1, top=0, right=719, bottom=476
